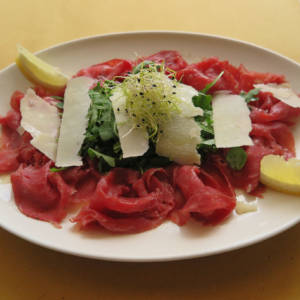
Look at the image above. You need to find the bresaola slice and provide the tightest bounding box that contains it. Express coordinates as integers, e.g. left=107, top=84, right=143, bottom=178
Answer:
left=254, top=84, right=300, bottom=108
left=72, top=168, right=176, bottom=233
left=170, top=165, right=236, bottom=226
left=73, top=166, right=236, bottom=233
left=11, top=162, right=73, bottom=224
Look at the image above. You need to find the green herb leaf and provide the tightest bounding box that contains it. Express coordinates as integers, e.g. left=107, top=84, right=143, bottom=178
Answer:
left=56, top=102, right=64, bottom=109
left=87, top=148, right=115, bottom=167
left=50, top=167, right=68, bottom=172
left=226, top=147, right=247, bottom=170
left=201, top=71, right=224, bottom=94
left=51, top=96, right=64, bottom=101
left=132, top=60, right=155, bottom=74
left=192, top=71, right=226, bottom=158
left=241, top=88, right=260, bottom=104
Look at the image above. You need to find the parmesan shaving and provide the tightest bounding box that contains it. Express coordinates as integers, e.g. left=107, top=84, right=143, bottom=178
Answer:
left=110, top=87, right=149, bottom=158
left=212, top=94, right=253, bottom=148
left=56, top=77, right=95, bottom=167
left=156, top=115, right=202, bottom=165
left=20, top=88, right=61, bottom=161
left=236, top=200, right=258, bottom=215
left=254, top=84, right=300, bottom=108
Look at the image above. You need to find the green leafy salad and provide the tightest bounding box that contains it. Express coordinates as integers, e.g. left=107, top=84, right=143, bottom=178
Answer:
left=55, top=62, right=259, bottom=173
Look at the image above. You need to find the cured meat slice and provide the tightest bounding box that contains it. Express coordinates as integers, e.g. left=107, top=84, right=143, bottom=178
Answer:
left=138, top=50, right=188, bottom=71
left=177, top=57, right=286, bottom=93
left=61, top=166, right=100, bottom=203
left=11, top=163, right=73, bottom=224
left=250, top=92, right=300, bottom=124
left=170, top=166, right=236, bottom=226
left=74, top=59, right=133, bottom=81
left=251, top=122, right=296, bottom=158
left=177, top=57, right=240, bottom=93
left=73, top=168, right=175, bottom=233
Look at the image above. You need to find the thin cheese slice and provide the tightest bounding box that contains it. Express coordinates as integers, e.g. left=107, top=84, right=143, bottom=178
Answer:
left=156, top=83, right=202, bottom=165
left=236, top=200, right=258, bottom=215
left=254, top=83, right=300, bottom=108
left=20, top=88, right=60, bottom=161
left=212, top=94, right=253, bottom=148
left=176, top=83, right=203, bottom=117
left=156, top=115, right=201, bottom=165
left=110, top=87, right=149, bottom=158
left=56, top=77, right=94, bottom=167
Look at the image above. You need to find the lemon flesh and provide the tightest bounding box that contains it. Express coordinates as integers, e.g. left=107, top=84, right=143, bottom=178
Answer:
left=260, top=154, right=300, bottom=195
left=16, top=45, right=69, bottom=91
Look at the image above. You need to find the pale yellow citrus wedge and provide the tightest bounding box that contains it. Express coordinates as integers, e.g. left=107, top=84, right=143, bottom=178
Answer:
left=16, top=45, right=69, bottom=91
left=260, top=154, right=300, bottom=195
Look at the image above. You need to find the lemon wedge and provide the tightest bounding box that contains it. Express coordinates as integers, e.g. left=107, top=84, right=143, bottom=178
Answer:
left=260, top=154, right=300, bottom=195
left=16, top=45, right=69, bottom=91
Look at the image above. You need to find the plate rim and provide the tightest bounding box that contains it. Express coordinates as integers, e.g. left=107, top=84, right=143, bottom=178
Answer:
left=0, top=30, right=299, bottom=262
left=1, top=30, right=300, bottom=72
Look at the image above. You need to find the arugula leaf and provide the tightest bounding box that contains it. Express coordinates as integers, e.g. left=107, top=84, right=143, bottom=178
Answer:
left=132, top=60, right=155, bottom=74
left=241, top=88, right=260, bottom=104
left=226, top=147, right=247, bottom=170
left=87, top=148, right=115, bottom=167
left=80, top=83, right=171, bottom=173
left=192, top=72, right=225, bottom=157
left=192, top=89, right=214, bottom=150
left=51, top=96, right=64, bottom=101
left=56, top=102, right=64, bottom=109
left=80, top=70, right=225, bottom=172
left=201, top=71, right=224, bottom=94
left=50, top=167, right=68, bottom=172
left=79, top=83, right=119, bottom=172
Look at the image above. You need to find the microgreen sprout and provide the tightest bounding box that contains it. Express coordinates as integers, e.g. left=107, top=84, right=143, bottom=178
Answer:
left=120, top=63, right=181, bottom=139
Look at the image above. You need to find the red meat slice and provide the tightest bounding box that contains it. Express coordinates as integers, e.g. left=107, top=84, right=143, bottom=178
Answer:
left=238, top=65, right=285, bottom=92
left=0, top=109, right=21, bottom=131
left=10, top=90, right=24, bottom=112
left=0, top=90, right=23, bottom=130
left=16, top=132, right=50, bottom=167
left=177, top=57, right=240, bottom=93
left=74, top=59, right=133, bottom=81
left=213, top=147, right=270, bottom=197
left=177, top=57, right=286, bottom=93
left=11, top=163, right=73, bottom=224
left=250, top=92, right=300, bottom=124
left=251, top=122, right=296, bottom=158
left=73, top=168, right=175, bottom=233
left=60, top=166, right=100, bottom=204
left=0, top=150, right=19, bottom=173
left=170, top=166, right=236, bottom=226
left=0, top=126, right=22, bottom=173
left=138, top=50, right=188, bottom=71
left=214, top=121, right=296, bottom=196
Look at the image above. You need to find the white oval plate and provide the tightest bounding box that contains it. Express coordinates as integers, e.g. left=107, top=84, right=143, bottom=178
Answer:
left=0, top=32, right=299, bottom=262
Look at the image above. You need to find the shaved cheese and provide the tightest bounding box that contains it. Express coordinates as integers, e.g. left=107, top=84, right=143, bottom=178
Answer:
left=20, top=88, right=60, bottom=160
left=156, top=115, right=202, bottom=165
left=56, top=77, right=94, bottom=167
left=110, top=75, right=202, bottom=163
left=156, top=83, right=202, bottom=165
left=110, top=87, right=149, bottom=158
left=212, top=94, right=253, bottom=148
left=176, top=84, right=202, bottom=117
left=254, top=83, right=300, bottom=108
left=236, top=200, right=258, bottom=214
